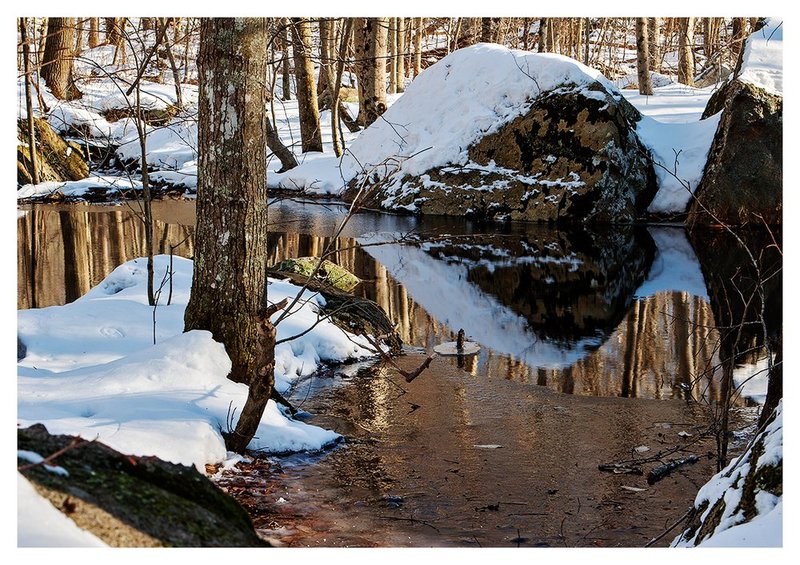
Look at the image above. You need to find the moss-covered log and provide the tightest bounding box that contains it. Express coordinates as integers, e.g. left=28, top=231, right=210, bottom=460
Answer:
left=17, top=117, right=89, bottom=185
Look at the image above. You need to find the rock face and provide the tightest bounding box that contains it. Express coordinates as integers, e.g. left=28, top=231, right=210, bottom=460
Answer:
left=18, top=424, right=267, bottom=547
left=17, top=117, right=90, bottom=185
left=350, top=82, right=657, bottom=223
left=689, top=22, right=782, bottom=226
left=688, top=81, right=782, bottom=226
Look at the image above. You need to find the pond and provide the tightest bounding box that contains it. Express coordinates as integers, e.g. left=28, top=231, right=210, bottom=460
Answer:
left=17, top=199, right=780, bottom=546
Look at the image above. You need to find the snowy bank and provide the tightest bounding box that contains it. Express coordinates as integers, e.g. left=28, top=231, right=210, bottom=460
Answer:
left=18, top=256, right=375, bottom=470
left=672, top=401, right=782, bottom=547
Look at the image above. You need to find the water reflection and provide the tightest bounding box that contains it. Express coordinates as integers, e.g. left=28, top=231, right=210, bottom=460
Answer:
left=18, top=200, right=736, bottom=401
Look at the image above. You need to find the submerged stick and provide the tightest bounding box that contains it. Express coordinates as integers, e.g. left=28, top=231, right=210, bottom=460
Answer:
left=647, top=455, right=700, bottom=485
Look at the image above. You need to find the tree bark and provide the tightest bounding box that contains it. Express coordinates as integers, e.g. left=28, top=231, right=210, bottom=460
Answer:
left=290, top=17, right=323, bottom=153
left=538, top=18, right=548, bottom=52
left=88, top=17, right=99, bottom=48
left=396, top=17, right=405, bottom=92
left=41, top=17, right=81, bottom=100
left=481, top=17, right=493, bottom=42
left=353, top=17, right=389, bottom=128
left=280, top=18, right=292, bottom=101
left=413, top=17, right=423, bottom=77
left=387, top=17, right=397, bottom=94
left=185, top=18, right=273, bottom=395
left=20, top=17, right=40, bottom=185
left=678, top=17, right=695, bottom=86
left=636, top=18, right=653, bottom=95
left=648, top=18, right=660, bottom=71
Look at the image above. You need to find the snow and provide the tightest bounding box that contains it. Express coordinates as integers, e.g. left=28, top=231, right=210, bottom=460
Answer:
left=18, top=255, right=375, bottom=469
left=621, top=84, right=720, bottom=214
left=17, top=175, right=144, bottom=200
left=672, top=400, right=782, bottom=547
left=737, top=19, right=783, bottom=96
left=17, top=473, right=108, bottom=547
left=733, top=356, right=771, bottom=405
left=634, top=227, right=708, bottom=300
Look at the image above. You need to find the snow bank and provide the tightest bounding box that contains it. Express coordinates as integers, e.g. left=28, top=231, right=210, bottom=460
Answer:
left=18, top=256, right=375, bottom=470
left=17, top=175, right=144, bottom=200
left=672, top=401, right=782, bottom=547
left=738, top=19, right=783, bottom=96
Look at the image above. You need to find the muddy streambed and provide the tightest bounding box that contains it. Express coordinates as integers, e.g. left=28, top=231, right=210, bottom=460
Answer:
left=216, top=355, right=722, bottom=548
left=19, top=199, right=770, bottom=547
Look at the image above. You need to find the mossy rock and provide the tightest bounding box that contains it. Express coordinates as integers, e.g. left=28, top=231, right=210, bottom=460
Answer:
left=17, top=424, right=267, bottom=547
left=17, top=117, right=89, bottom=185
left=102, top=104, right=180, bottom=127
left=274, top=257, right=361, bottom=292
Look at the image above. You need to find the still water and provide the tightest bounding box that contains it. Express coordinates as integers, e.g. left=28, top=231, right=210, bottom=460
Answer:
left=18, top=199, right=739, bottom=403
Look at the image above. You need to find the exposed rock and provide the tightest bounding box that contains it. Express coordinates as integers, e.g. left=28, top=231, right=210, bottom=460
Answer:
left=18, top=424, right=267, bottom=547
left=349, top=82, right=657, bottom=223
left=689, top=22, right=782, bottom=226
left=18, top=337, right=27, bottom=361
left=17, top=117, right=90, bottom=185
left=273, top=257, right=361, bottom=292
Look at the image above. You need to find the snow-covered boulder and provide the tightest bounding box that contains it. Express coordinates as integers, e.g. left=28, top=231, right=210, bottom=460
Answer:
left=689, top=19, right=782, bottom=226
left=672, top=401, right=782, bottom=547
left=342, top=44, right=657, bottom=223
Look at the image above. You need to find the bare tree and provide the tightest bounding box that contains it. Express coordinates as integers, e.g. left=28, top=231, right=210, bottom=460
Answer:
left=290, top=17, right=323, bottom=152
left=678, top=17, right=695, bottom=86
left=185, top=18, right=274, bottom=452
left=353, top=17, right=389, bottom=128
left=88, top=17, right=99, bottom=48
left=636, top=18, right=654, bottom=95
left=41, top=17, right=81, bottom=100
left=413, top=17, right=423, bottom=77
left=648, top=18, right=660, bottom=72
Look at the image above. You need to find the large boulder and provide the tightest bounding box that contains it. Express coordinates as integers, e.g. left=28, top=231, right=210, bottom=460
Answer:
left=18, top=424, right=267, bottom=547
left=689, top=19, right=782, bottom=226
left=17, top=117, right=90, bottom=186
left=341, top=45, right=657, bottom=224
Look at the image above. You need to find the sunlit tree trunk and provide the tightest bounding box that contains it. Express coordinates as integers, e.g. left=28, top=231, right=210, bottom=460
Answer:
left=538, top=18, right=548, bottom=52
left=41, top=17, right=81, bottom=100
left=88, top=17, right=99, bottom=48
left=388, top=17, right=397, bottom=94
left=396, top=16, right=405, bottom=92
left=636, top=18, right=653, bottom=95
left=280, top=18, right=292, bottom=101
left=648, top=18, right=660, bottom=71
left=413, top=17, right=423, bottom=77
left=353, top=17, right=389, bottom=127
left=186, top=16, right=271, bottom=383
left=678, top=17, right=695, bottom=86
left=290, top=17, right=323, bottom=152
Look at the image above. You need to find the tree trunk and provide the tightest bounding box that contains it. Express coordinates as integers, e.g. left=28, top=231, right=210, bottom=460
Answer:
left=413, top=17, right=423, bottom=77
left=481, top=17, right=493, bottom=42
left=20, top=17, right=40, bottom=185
left=290, top=18, right=323, bottom=153
left=387, top=17, right=397, bottom=94
left=396, top=17, right=405, bottom=92
left=74, top=18, right=84, bottom=55
left=185, top=17, right=272, bottom=393
left=88, top=17, right=99, bottom=48
left=648, top=17, right=660, bottom=71
left=538, top=18, right=548, bottom=52
left=636, top=18, right=653, bottom=95
left=353, top=17, right=389, bottom=128
left=41, top=17, right=81, bottom=100
left=317, top=18, right=333, bottom=103
left=279, top=18, right=292, bottom=101
left=678, top=17, right=695, bottom=86
left=731, top=17, right=747, bottom=67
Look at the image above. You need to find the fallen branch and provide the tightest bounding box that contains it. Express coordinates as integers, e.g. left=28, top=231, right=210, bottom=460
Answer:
left=647, top=455, right=700, bottom=485
left=17, top=437, right=88, bottom=472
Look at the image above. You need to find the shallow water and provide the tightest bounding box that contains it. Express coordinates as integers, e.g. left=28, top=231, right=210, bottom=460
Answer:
left=18, top=198, right=777, bottom=547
